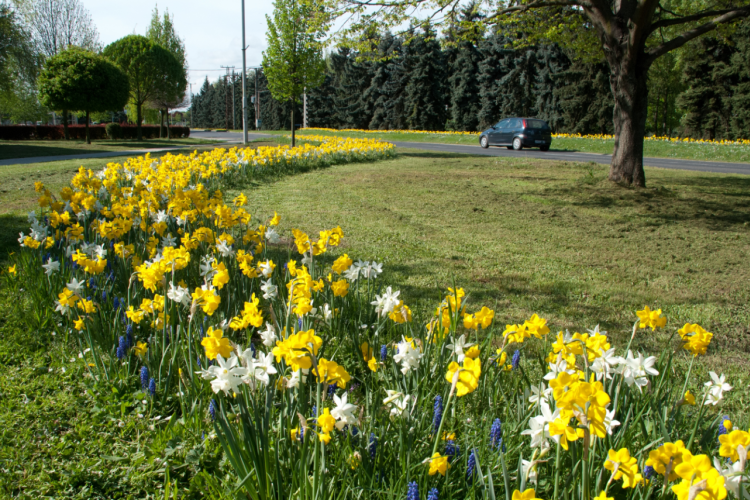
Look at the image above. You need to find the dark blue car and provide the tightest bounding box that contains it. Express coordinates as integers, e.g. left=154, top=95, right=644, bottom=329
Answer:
left=479, top=118, right=552, bottom=151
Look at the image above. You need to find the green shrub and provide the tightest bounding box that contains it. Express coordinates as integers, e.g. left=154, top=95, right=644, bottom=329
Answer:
left=105, top=122, right=122, bottom=140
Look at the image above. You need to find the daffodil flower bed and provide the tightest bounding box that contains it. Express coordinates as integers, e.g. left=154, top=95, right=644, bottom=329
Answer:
left=303, top=127, right=750, bottom=146
left=4, top=136, right=748, bottom=500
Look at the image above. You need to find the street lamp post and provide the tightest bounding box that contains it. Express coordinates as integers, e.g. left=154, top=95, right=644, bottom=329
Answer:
left=241, top=0, right=248, bottom=144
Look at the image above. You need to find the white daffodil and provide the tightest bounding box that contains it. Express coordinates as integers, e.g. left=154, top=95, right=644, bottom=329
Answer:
left=258, top=261, right=274, bottom=278
left=371, top=286, right=401, bottom=317
left=590, top=348, right=620, bottom=381
left=388, top=394, right=412, bottom=417
left=383, top=390, right=404, bottom=406
left=704, top=371, right=732, bottom=405
left=259, top=322, right=277, bottom=347
left=320, top=303, right=333, bottom=321
left=252, top=352, right=277, bottom=386
left=343, top=265, right=361, bottom=282
left=393, top=337, right=422, bottom=374
left=446, top=334, right=474, bottom=363
left=287, top=368, right=308, bottom=388
left=522, top=459, right=538, bottom=485
left=215, top=239, right=235, bottom=258
left=603, top=409, right=621, bottom=435
left=521, top=401, right=556, bottom=450
left=331, top=393, right=358, bottom=430
left=167, top=282, right=191, bottom=306
left=161, top=233, right=177, bottom=248
left=618, top=350, right=659, bottom=392
left=261, top=279, right=278, bottom=300
left=713, top=457, right=748, bottom=498
left=528, top=382, right=552, bottom=407
left=543, top=357, right=576, bottom=381
left=204, top=354, right=246, bottom=395
left=66, top=277, right=85, bottom=296
left=42, top=259, right=60, bottom=276
left=265, top=226, right=280, bottom=244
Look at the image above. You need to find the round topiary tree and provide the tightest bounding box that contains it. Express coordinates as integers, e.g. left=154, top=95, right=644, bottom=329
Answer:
left=38, top=47, right=130, bottom=144
left=103, top=35, right=181, bottom=141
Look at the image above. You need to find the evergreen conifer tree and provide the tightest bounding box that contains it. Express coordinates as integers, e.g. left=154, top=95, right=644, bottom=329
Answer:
left=677, top=36, right=734, bottom=140
left=402, top=25, right=446, bottom=130
left=554, top=61, right=613, bottom=134
left=477, top=31, right=514, bottom=129
left=534, top=44, right=569, bottom=131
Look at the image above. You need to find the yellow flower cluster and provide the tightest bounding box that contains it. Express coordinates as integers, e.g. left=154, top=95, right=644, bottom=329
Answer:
left=302, top=127, right=750, bottom=146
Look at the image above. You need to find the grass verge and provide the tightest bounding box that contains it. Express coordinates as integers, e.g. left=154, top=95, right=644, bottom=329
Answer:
left=230, top=147, right=750, bottom=375
left=255, top=129, right=750, bottom=163
left=0, top=138, right=224, bottom=161
left=0, top=139, right=281, bottom=216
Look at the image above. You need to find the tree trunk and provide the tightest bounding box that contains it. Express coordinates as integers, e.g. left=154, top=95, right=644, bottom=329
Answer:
left=136, top=103, right=143, bottom=141
left=159, top=109, right=164, bottom=139
left=291, top=102, right=295, bottom=148
left=62, top=109, right=69, bottom=140
left=85, top=110, right=90, bottom=144
left=166, top=108, right=171, bottom=140
left=607, top=61, right=649, bottom=187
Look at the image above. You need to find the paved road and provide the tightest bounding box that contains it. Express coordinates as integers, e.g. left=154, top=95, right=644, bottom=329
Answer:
left=0, top=133, right=268, bottom=166
left=3, top=130, right=748, bottom=175
left=191, top=130, right=750, bottom=176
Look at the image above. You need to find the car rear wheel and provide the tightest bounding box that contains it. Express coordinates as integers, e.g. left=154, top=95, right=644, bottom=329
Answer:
left=480, top=136, right=489, bottom=149
left=540, top=145, right=549, bottom=151
left=512, top=137, right=523, bottom=150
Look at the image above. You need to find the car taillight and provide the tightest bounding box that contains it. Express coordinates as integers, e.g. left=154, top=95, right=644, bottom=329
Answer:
left=522, top=119, right=527, bottom=128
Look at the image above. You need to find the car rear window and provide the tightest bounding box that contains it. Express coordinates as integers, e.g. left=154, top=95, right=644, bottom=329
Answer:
left=525, top=119, right=549, bottom=130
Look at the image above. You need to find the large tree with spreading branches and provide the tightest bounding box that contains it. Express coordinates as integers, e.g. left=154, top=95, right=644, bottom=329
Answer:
left=334, top=0, right=750, bottom=187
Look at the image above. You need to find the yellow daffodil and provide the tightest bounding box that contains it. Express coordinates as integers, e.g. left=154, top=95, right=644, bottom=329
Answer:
left=428, top=452, right=450, bottom=476
left=511, top=489, right=544, bottom=500
left=604, top=448, right=643, bottom=488
left=201, top=326, right=232, bottom=360
left=133, top=341, right=148, bottom=357
left=636, top=306, right=667, bottom=330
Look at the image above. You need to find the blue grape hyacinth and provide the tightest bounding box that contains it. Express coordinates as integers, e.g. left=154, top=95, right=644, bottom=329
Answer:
left=140, top=366, right=149, bottom=390
left=466, top=449, right=476, bottom=482
left=369, top=433, right=377, bottom=460
left=427, top=488, right=439, bottom=500
left=490, top=418, right=503, bottom=451
left=433, top=395, right=443, bottom=433
left=208, top=399, right=217, bottom=421
left=512, top=350, right=521, bottom=370
left=406, top=482, right=418, bottom=500
left=148, top=378, right=156, bottom=396
left=380, top=344, right=387, bottom=361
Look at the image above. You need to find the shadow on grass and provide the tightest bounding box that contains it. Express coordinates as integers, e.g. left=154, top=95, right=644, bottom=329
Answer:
left=0, top=139, right=220, bottom=161
left=0, top=214, right=26, bottom=264
left=397, top=151, right=487, bottom=159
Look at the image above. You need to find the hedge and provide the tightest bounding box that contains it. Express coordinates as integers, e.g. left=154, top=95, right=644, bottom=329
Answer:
left=0, top=125, right=190, bottom=140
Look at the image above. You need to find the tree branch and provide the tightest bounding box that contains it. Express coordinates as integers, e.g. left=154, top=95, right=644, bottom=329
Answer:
left=645, top=7, right=750, bottom=63
left=483, top=0, right=584, bottom=24
left=649, top=8, right=747, bottom=33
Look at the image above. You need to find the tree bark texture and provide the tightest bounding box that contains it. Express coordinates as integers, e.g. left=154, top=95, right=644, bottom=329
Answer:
left=62, top=109, right=69, bottom=140
left=608, top=60, right=649, bottom=187
left=136, top=103, right=143, bottom=141
left=291, top=102, right=296, bottom=148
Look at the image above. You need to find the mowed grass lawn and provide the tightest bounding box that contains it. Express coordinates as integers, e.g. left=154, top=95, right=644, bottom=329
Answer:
left=1, top=144, right=749, bottom=496
left=0, top=137, right=223, bottom=161
left=260, top=129, right=750, bottom=163
left=234, top=148, right=750, bottom=374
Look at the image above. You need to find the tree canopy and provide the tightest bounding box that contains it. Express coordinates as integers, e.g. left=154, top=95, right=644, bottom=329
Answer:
left=103, top=35, right=182, bottom=140
left=37, top=46, right=129, bottom=142
left=334, top=0, right=750, bottom=186
left=263, top=0, right=328, bottom=146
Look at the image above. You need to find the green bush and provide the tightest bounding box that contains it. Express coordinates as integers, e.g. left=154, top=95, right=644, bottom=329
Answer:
left=105, top=122, right=122, bottom=140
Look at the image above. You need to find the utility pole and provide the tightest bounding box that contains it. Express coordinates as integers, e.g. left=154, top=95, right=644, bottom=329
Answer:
left=231, top=69, right=236, bottom=130
left=241, top=0, right=248, bottom=144
left=303, top=89, right=308, bottom=129
left=249, top=67, right=262, bottom=130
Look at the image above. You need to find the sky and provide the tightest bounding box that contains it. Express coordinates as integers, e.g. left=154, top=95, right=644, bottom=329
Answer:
left=86, top=0, right=275, bottom=95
